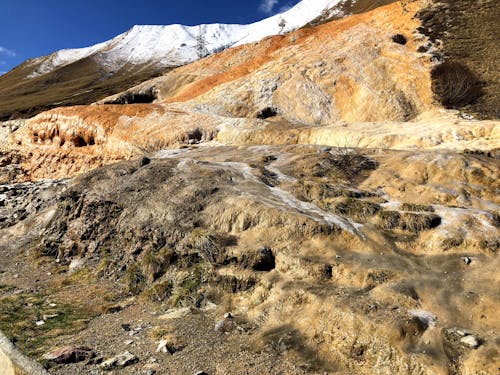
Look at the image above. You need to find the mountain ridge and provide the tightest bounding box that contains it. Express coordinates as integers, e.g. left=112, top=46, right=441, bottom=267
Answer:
left=0, top=0, right=347, bottom=121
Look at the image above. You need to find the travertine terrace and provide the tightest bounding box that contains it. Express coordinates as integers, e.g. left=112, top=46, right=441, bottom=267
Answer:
left=0, top=1, right=498, bottom=374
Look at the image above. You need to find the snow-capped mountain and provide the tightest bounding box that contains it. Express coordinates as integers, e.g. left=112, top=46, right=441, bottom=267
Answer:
left=26, top=0, right=342, bottom=78
left=0, top=0, right=351, bottom=121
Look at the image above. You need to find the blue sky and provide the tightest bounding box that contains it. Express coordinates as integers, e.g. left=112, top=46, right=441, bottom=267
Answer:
left=0, top=0, right=299, bottom=74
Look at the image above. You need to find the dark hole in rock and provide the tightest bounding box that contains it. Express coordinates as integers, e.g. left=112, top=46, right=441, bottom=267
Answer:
left=417, top=45, right=430, bottom=53
left=140, top=157, right=151, bottom=167
left=392, top=34, right=407, bottom=45
left=256, top=107, right=279, bottom=119
left=252, top=247, right=275, bottom=271
left=429, top=215, right=442, bottom=229
left=324, top=265, right=333, bottom=279
left=187, top=128, right=203, bottom=142
left=73, top=136, right=88, bottom=147
left=104, top=88, right=157, bottom=104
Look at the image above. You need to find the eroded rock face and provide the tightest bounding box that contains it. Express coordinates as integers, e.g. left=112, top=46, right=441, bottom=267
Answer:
left=161, top=2, right=432, bottom=123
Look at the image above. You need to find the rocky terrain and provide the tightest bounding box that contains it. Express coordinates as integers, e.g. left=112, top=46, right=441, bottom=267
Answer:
left=0, top=1, right=498, bottom=374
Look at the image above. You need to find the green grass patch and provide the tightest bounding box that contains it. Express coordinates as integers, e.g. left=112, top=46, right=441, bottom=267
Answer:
left=0, top=292, right=94, bottom=358
left=0, top=284, right=15, bottom=293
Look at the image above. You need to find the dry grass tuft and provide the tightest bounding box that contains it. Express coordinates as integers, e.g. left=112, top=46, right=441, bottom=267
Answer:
left=431, top=61, right=483, bottom=108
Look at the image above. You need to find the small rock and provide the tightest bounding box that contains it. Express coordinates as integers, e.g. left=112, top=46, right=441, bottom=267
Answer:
left=462, top=256, right=472, bottom=265
left=156, top=337, right=184, bottom=354
left=409, top=310, right=437, bottom=328
left=460, top=335, right=481, bottom=349
left=43, top=314, right=59, bottom=320
left=100, top=351, right=138, bottom=371
left=124, top=340, right=134, bottom=346
left=223, top=312, right=233, bottom=319
left=460, top=113, right=474, bottom=120
left=214, top=319, right=225, bottom=332
left=69, top=258, right=85, bottom=271
left=156, top=340, right=169, bottom=353
left=203, top=301, right=217, bottom=311
left=121, top=323, right=131, bottom=332
left=194, top=372, right=208, bottom=375
left=87, top=356, right=104, bottom=365
left=35, top=320, right=45, bottom=326
left=43, top=346, right=94, bottom=365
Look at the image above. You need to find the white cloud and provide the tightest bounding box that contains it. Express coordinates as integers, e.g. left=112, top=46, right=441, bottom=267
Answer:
left=259, top=0, right=279, bottom=14
left=0, top=47, right=16, bottom=57
left=279, top=4, right=293, bottom=13
left=0, top=71, right=6, bottom=76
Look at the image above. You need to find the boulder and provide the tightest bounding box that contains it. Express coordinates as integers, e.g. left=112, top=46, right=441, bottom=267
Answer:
left=100, top=351, right=138, bottom=371
left=42, top=346, right=94, bottom=365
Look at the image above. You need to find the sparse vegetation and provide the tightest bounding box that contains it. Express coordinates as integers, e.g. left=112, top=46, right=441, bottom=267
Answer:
left=0, top=283, right=15, bottom=292
left=479, top=238, right=499, bottom=253
left=125, top=263, right=147, bottom=295
left=326, top=198, right=381, bottom=221
left=441, top=236, right=464, bottom=250
left=172, top=266, right=209, bottom=307
left=401, top=212, right=441, bottom=233
left=143, top=280, right=174, bottom=302
left=378, top=210, right=402, bottom=230
left=184, top=228, right=231, bottom=265
left=431, top=61, right=483, bottom=108
left=378, top=210, right=441, bottom=232
left=401, top=203, right=435, bottom=212
left=0, top=292, right=93, bottom=357
left=142, top=247, right=176, bottom=282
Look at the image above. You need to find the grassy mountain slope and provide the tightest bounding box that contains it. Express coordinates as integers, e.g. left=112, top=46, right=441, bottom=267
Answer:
left=0, top=57, right=166, bottom=121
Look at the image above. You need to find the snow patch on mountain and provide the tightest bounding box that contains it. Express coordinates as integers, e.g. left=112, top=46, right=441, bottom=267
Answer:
left=26, top=0, right=342, bottom=79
